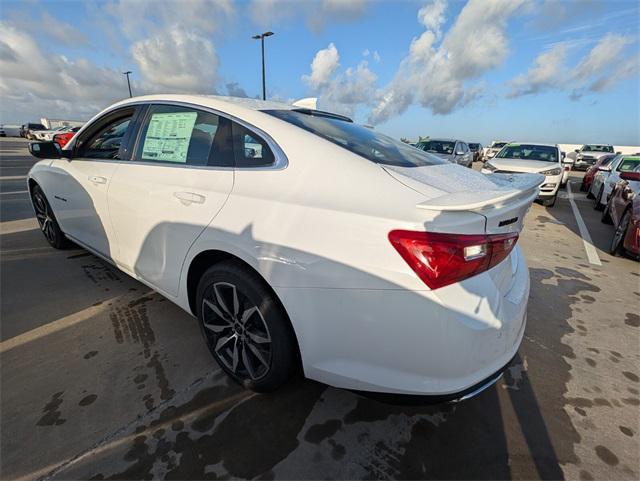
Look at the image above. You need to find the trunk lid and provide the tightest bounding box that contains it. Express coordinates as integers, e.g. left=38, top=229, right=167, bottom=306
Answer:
left=383, top=163, right=543, bottom=235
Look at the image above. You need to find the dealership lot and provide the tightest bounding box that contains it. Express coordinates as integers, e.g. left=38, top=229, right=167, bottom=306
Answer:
left=1, top=137, right=638, bottom=480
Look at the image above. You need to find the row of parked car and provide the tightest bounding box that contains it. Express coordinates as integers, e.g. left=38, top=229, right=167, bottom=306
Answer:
left=579, top=152, right=640, bottom=259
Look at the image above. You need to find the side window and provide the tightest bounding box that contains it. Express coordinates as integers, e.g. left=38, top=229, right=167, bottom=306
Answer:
left=79, top=115, right=133, bottom=160
left=134, top=104, right=233, bottom=167
left=232, top=122, right=275, bottom=167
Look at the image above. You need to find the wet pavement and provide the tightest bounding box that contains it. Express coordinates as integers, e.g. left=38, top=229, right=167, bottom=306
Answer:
left=1, top=137, right=638, bottom=480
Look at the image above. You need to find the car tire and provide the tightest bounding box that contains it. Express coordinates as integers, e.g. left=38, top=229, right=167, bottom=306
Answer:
left=610, top=209, right=631, bottom=256
left=594, top=186, right=605, bottom=211
left=30, top=184, right=70, bottom=249
left=601, top=201, right=613, bottom=224
left=196, top=260, right=299, bottom=392
left=542, top=195, right=556, bottom=207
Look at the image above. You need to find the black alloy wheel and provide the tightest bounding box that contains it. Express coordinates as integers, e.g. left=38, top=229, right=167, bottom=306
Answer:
left=31, top=184, right=69, bottom=249
left=196, top=260, right=298, bottom=392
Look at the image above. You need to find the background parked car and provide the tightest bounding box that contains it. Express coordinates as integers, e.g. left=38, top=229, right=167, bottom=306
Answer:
left=415, top=138, right=473, bottom=167
left=33, top=126, right=71, bottom=141
left=468, top=143, right=483, bottom=163
left=581, top=153, right=617, bottom=193
left=602, top=171, right=640, bottom=259
left=52, top=127, right=82, bottom=148
left=0, top=125, right=5, bottom=137
left=484, top=140, right=509, bottom=160
left=20, top=123, right=46, bottom=139
left=591, top=155, right=640, bottom=210
left=482, top=142, right=562, bottom=207
left=572, top=144, right=615, bottom=171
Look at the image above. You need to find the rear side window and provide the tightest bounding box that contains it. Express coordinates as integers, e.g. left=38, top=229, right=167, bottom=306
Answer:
left=266, top=109, right=445, bottom=167
left=134, top=104, right=234, bottom=167
left=231, top=122, right=275, bottom=167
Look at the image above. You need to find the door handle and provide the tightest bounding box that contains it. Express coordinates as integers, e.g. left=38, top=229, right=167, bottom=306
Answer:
left=88, top=175, right=107, bottom=185
left=173, top=191, right=206, bottom=205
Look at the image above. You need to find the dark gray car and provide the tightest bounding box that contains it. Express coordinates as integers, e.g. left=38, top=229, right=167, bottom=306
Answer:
left=415, top=138, right=473, bottom=167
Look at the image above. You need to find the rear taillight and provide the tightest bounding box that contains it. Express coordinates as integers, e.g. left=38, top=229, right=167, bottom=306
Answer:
left=388, top=230, right=518, bottom=289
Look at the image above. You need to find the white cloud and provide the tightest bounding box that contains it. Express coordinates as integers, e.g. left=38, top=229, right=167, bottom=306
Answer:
left=508, top=33, right=638, bottom=99
left=302, top=43, right=340, bottom=89
left=508, top=43, right=569, bottom=97
left=302, top=43, right=377, bottom=118
left=0, top=22, right=130, bottom=121
left=131, top=27, right=218, bottom=93
left=369, top=0, right=529, bottom=123
left=417, top=0, right=447, bottom=38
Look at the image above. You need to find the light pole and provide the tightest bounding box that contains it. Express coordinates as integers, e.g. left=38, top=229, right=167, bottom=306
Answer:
left=251, top=31, right=274, bottom=100
left=122, top=71, right=132, bottom=98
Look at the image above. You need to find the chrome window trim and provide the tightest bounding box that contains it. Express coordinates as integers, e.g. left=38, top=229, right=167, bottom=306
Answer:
left=73, top=100, right=289, bottom=171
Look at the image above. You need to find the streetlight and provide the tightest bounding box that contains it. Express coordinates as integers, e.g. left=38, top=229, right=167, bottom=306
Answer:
left=122, top=71, right=133, bottom=98
left=251, top=31, right=274, bottom=100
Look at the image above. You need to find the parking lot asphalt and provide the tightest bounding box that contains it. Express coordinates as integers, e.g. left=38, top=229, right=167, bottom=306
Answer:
left=1, top=137, right=638, bottom=481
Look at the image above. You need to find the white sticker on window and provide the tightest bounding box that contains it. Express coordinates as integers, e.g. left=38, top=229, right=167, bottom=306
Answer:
left=141, top=112, right=198, bottom=163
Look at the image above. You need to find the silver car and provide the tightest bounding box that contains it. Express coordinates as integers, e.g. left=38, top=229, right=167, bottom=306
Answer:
left=415, top=138, right=473, bottom=167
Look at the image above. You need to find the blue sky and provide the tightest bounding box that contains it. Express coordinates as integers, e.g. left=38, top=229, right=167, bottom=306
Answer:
left=1, top=0, right=639, bottom=145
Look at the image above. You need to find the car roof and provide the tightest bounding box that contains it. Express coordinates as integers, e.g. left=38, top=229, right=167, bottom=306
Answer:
left=110, top=94, right=295, bottom=118
left=504, top=141, right=559, bottom=148
left=423, top=138, right=460, bottom=142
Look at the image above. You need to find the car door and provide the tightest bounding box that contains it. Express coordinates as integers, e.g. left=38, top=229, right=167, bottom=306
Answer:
left=49, top=107, right=139, bottom=259
left=107, top=103, right=235, bottom=297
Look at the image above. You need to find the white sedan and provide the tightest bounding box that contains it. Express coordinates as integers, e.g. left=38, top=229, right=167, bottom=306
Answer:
left=482, top=143, right=563, bottom=207
left=590, top=154, right=640, bottom=210
left=27, top=95, right=542, bottom=398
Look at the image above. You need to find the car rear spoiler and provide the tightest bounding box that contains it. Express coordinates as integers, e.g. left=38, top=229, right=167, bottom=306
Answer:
left=416, top=174, right=544, bottom=212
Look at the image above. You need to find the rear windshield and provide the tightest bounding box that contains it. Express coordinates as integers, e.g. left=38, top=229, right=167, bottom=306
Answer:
left=264, top=110, right=446, bottom=167
left=417, top=140, right=456, bottom=155
left=496, top=144, right=559, bottom=162
left=583, top=145, right=613, bottom=152
left=618, top=158, right=640, bottom=172
left=468, top=143, right=480, bottom=150
left=600, top=155, right=616, bottom=167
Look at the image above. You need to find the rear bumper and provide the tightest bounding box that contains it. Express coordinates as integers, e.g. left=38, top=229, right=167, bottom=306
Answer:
left=278, top=246, right=530, bottom=396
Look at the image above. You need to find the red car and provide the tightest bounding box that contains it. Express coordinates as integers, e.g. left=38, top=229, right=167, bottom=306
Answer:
left=581, top=153, right=617, bottom=194
left=602, top=170, right=640, bottom=259
left=53, top=126, right=81, bottom=148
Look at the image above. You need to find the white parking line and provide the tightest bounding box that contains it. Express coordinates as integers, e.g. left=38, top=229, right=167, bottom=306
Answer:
left=566, top=181, right=602, bottom=266
left=0, top=175, right=27, bottom=180
left=0, top=190, right=28, bottom=195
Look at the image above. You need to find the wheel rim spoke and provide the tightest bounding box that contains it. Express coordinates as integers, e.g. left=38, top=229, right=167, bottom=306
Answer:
left=246, top=330, right=270, bottom=344
left=214, top=283, right=239, bottom=318
left=246, top=342, right=269, bottom=369
left=240, top=306, right=258, bottom=325
left=241, top=342, right=258, bottom=380
left=203, top=299, right=233, bottom=327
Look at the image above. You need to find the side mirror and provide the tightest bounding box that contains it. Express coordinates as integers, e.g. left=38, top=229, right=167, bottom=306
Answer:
left=574, top=149, right=579, bottom=153
left=616, top=151, right=622, bottom=155
left=620, top=171, right=640, bottom=182
left=29, top=141, right=62, bottom=159
left=561, top=152, right=566, bottom=160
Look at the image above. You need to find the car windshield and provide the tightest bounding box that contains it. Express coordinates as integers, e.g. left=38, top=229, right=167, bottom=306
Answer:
left=583, top=145, right=613, bottom=152
left=416, top=140, right=456, bottom=155
left=496, top=144, right=558, bottom=162
left=491, top=142, right=507, bottom=149
left=468, top=143, right=480, bottom=150
left=264, top=110, right=446, bottom=167
left=618, top=158, right=640, bottom=172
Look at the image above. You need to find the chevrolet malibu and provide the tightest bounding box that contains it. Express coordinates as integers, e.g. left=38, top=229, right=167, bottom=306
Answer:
left=27, top=95, right=542, bottom=398
left=482, top=143, right=562, bottom=207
